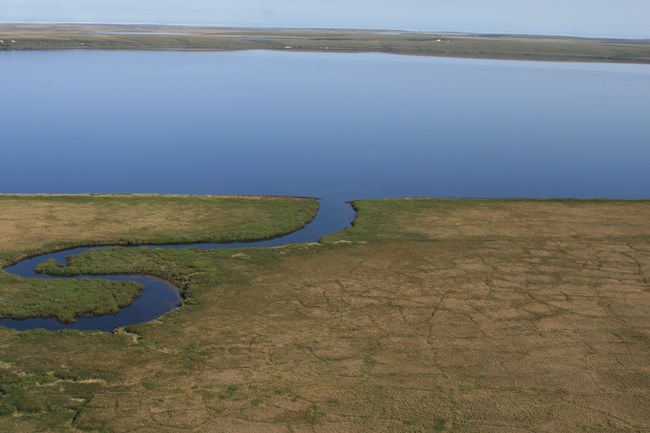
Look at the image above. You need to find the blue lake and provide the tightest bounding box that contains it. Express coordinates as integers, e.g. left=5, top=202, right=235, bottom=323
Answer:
left=1, top=49, right=649, bottom=202
left=1, top=50, right=650, bottom=331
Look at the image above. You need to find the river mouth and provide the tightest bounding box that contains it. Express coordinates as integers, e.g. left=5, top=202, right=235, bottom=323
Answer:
left=0, top=199, right=355, bottom=332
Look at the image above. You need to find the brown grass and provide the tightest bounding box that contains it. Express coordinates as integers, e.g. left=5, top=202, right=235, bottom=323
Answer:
left=0, top=194, right=318, bottom=264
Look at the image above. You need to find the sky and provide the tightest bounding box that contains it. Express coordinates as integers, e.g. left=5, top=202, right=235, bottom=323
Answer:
left=1, top=0, right=649, bottom=39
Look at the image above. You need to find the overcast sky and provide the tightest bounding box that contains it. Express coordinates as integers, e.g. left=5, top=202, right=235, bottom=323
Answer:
left=1, top=0, right=649, bottom=38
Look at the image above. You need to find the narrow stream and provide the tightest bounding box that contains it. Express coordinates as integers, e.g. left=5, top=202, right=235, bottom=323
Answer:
left=0, top=199, right=355, bottom=332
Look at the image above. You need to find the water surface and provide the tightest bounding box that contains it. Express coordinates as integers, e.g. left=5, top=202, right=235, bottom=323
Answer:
left=1, top=50, right=649, bottom=201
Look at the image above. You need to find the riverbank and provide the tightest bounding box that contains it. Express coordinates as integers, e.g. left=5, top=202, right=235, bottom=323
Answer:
left=2, top=23, right=650, bottom=63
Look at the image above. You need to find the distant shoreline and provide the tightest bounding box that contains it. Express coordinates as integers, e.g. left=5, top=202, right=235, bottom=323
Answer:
left=2, top=23, right=649, bottom=64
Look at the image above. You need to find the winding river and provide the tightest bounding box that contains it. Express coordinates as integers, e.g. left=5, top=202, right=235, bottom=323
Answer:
left=0, top=199, right=354, bottom=332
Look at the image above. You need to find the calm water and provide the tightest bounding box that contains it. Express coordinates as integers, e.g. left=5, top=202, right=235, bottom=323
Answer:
left=1, top=50, right=650, bottom=330
left=1, top=50, right=649, bottom=201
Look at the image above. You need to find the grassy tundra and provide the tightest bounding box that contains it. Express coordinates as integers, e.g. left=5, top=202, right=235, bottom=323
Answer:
left=1, top=23, right=650, bottom=64
left=1, top=196, right=649, bottom=432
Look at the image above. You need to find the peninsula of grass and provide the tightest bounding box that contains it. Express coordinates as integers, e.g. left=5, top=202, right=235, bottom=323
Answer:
left=0, top=194, right=318, bottom=322
left=1, top=198, right=650, bottom=432
left=2, top=23, right=650, bottom=64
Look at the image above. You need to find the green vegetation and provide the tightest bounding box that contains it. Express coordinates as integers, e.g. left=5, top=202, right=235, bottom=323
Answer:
left=0, top=274, right=142, bottom=323
left=2, top=23, right=650, bottom=64
left=0, top=356, right=103, bottom=430
left=0, top=194, right=318, bottom=321
left=2, top=198, right=650, bottom=432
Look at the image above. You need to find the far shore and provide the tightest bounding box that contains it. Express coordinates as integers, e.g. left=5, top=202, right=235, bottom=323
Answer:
left=1, top=23, right=650, bottom=64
